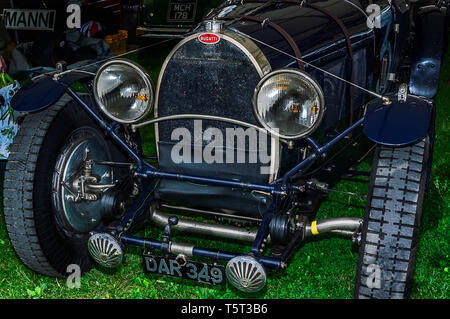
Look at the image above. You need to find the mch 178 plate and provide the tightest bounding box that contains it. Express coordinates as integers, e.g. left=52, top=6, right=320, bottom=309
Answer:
left=143, top=255, right=226, bottom=286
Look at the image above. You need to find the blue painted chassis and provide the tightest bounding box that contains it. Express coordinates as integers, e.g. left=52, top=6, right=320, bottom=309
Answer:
left=66, top=87, right=367, bottom=270
left=10, top=70, right=434, bottom=270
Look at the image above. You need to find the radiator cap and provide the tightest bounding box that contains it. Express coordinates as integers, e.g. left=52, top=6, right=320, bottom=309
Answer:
left=204, top=19, right=224, bottom=33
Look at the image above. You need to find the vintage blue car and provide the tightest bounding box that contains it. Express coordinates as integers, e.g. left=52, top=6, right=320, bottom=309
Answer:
left=3, top=0, right=448, bottom=299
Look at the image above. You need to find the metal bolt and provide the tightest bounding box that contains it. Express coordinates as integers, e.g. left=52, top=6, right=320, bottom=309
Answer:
left=287, top=141, right=295, bottom=150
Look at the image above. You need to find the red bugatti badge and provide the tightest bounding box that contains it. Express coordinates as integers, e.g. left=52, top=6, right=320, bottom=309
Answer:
left=198, top=33, right=221, bottom=45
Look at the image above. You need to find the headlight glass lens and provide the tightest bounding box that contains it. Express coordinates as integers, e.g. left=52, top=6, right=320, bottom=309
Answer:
left=254, top=70, right=324, bottom=139
left=94, top=60, right=154, bottom=123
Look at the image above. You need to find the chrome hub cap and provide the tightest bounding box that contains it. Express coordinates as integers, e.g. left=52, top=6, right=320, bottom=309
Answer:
left=53, top=127, right=113, bottom=233
left=225, top=255, right=267, bottom=293
left=88, top=233, right=124, bottom=268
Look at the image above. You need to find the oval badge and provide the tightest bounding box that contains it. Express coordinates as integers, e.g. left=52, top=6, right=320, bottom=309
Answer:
left=198, top=33, right=221, bottom=45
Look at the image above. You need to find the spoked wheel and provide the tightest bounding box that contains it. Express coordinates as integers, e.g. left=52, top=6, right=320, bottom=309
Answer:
left=355, top=136, right=431, bottom=299
left=3, top=95, right=130, bottom=277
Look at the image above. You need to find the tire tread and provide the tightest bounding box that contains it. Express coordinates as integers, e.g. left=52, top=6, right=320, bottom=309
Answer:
left=355, top=138, right=429, bottom=299
left=2, top=95, right=71, bottom=277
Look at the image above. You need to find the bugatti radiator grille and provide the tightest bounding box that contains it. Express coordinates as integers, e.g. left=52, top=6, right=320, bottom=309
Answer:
left=155, top=32, right=275, bottom=216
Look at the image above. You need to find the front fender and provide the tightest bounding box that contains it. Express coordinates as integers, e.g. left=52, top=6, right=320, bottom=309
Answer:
left=363, top=94, right=434, bottom=146
left=11, top=71, right=93, bottom=112
left=409, top=5, right=447, bottom=98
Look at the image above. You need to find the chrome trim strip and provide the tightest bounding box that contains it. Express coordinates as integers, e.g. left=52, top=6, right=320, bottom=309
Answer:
left=133, top=114, right=269, bottom=133
left=151, top=209, right=260, bottom=242
left=160, top=203, right=263, bottom=223
left=304, top=218, right=362, bottom=238
left=169, top=242, right=195, bottom=256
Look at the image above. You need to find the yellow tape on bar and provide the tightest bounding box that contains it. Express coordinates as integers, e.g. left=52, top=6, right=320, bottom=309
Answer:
left=311, top=221, right=319, bottom=235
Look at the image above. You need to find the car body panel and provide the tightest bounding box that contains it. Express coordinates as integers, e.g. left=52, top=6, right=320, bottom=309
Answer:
left=409, top=6, right=447, bottom=98
left=363, top=95, right=434, bottom=146
left=208, top=0, right=377, bottom=69
left=10, top=72, right=92, bottom=112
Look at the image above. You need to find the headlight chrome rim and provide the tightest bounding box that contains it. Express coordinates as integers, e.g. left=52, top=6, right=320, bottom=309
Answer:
left=253, top=68, right=325, bottom=140
left=93, top=59, right=155, bottom=124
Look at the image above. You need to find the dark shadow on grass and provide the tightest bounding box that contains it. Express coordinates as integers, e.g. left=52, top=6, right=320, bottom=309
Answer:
left=143, top=271, right=229, bottom=298
left=339, top=176, right=370, bottom=183
left=92, top=264, right=123, bottom=276
left=320, top=199, right=366, bottom=211
left=421, top=192, right=445, bottom=234
left=301, top=233, right=356, bottom=246
left=421, top=172, right=447, bottom=233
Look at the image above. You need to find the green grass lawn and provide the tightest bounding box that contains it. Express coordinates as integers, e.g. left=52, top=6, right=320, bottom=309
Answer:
left=0, top=40, right=448, bottom=299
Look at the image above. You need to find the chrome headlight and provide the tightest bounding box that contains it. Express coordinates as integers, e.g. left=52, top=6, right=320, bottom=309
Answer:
left=93, top=59, right=154, bottom=124
left=253, top=69, right=325, bottom=140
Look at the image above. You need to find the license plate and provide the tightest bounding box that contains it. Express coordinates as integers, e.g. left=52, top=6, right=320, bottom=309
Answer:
left=143, top=255, right=226, bottom=286
left=167, top=0, right=197, bottom=22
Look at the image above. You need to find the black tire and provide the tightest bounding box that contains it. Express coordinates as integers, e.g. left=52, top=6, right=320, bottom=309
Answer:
left=355, top=137, right=430, bottom=299
left=3, top=94, right=124, bottom=277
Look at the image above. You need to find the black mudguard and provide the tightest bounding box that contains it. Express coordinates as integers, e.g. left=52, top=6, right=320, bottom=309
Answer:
left=11, top=71, right=93, bottom=112
left=363, top=94, right=434, bottom=146
left=409, top=5, right=447, bottom=98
